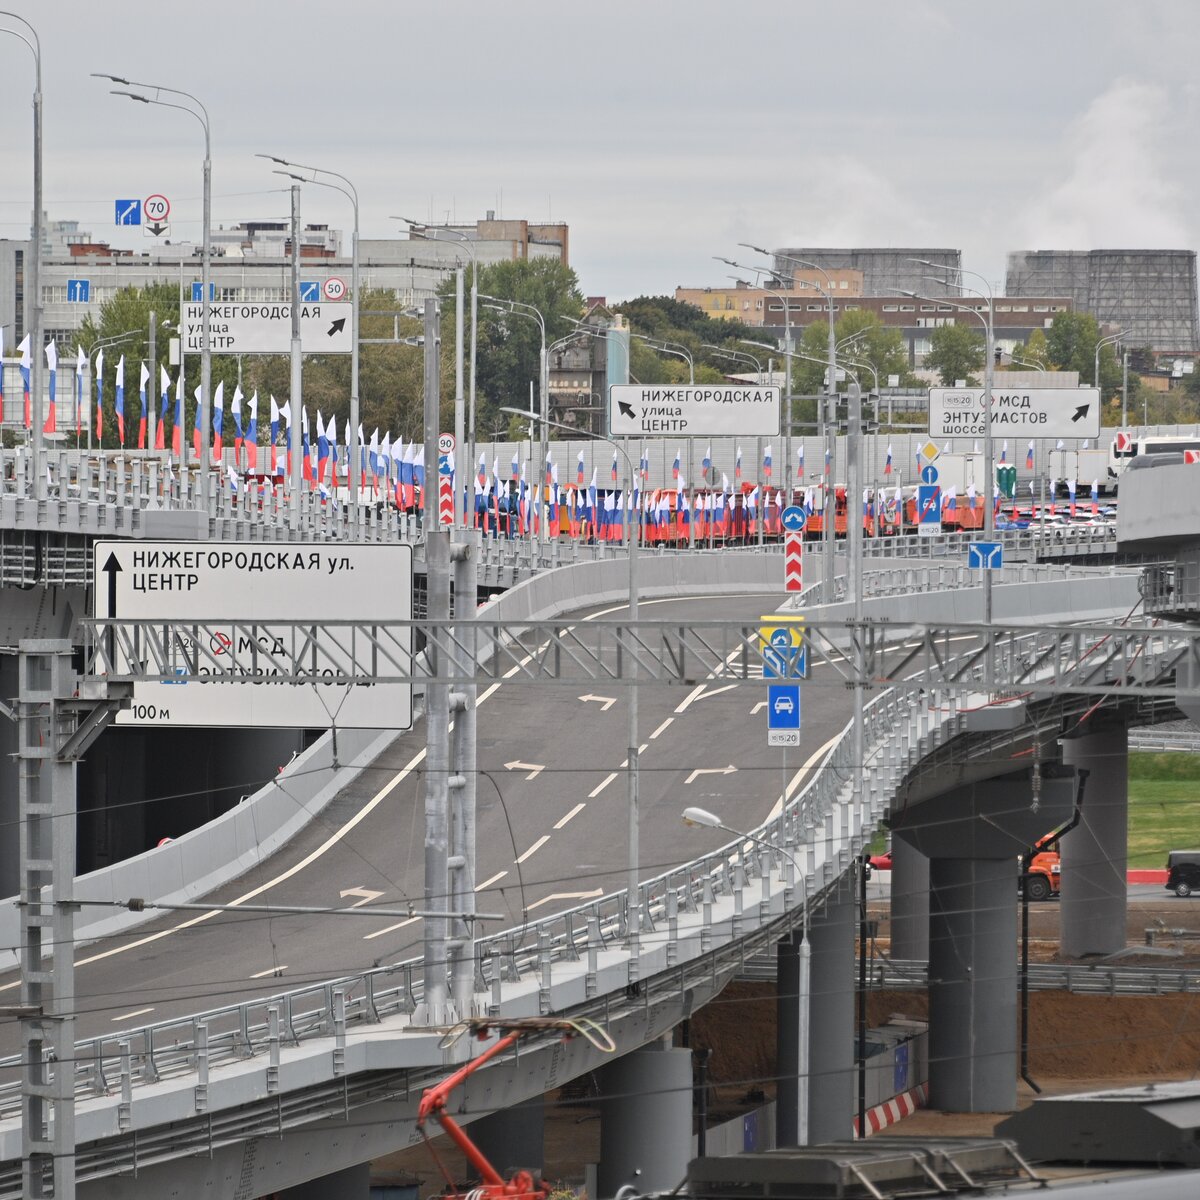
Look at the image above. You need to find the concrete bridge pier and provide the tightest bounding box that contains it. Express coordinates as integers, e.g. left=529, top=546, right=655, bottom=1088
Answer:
left=597, top=1040, right=692, bottom=1196
left=889, top=839, right=929, bottom=961
left=279, top=1161, right=370, bottom=1199
left=891, top=768, right=1077, bottom=1112
left=470, top=1095, right=545, bottom=1185
left=1061, top=724, right=1128, bottom=957
left=806, top=875, right=856, bottom=1143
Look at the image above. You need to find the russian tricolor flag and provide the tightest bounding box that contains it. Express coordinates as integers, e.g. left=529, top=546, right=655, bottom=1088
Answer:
left=114, top=355, right=125, bottom=446
left=672, top=447, right=681, bottom=480
left=884, top=443, right=893, bottom=475
left=138, top=361, right=149, bottom=448
left=701, top=444, right=712, bottom=482
left=1026, top=441, right=1035, bottom=469
left=763, top=444, right=772, bottom=479
left=43, top=341, right=57, bottom=434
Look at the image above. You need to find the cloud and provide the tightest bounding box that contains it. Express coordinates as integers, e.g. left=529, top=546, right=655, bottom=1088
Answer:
left=1017, top=78, right=1190, bottom=249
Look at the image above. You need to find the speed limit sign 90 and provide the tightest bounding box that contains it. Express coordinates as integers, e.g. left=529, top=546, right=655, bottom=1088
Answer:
left=144, top=194, right=170, bottom=221
left=322, top=276, right=347, bottom=301
left=437, top=433, right=455, bottom=454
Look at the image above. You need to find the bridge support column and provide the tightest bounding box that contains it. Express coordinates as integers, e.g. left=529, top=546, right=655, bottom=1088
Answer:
left=928, top=857, right=1016, bottom=1112
left=1061, top=725, right=1128, bottom=957
left=279, top=1162, right=370, bottom=1199
left=775, top=929, right=811, bottom=1147
left=470, top=1095, right=545, bottom=1185
left=889, top=838, right=929, bottom=961
left=598, top=1040, right=692, bottom=1196
left=807, top=875, right=855, bottom=1143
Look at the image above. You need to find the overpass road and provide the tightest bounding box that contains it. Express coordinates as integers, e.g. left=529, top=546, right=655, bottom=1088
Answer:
left=0, top=591, right=857, bottom=1056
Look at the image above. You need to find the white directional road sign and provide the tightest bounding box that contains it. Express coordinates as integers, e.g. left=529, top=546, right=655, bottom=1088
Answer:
left=181, top=302, right=355, bottom=355
left=93, top=541, right=412, bottom=729
left=610, top=384, right=780, bottom=437
left=928, top=387, right=1100, bottom=440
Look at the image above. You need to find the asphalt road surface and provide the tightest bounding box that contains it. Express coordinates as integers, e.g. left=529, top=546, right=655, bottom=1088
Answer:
left=0, top=592, right=859, bottom=1052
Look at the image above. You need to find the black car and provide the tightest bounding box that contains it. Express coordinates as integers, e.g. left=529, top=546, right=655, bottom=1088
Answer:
left=1166, top=850, right=1200, bottom=898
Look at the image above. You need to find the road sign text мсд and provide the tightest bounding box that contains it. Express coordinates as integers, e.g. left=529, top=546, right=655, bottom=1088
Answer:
left=928, top=387, right=1100, bottom=440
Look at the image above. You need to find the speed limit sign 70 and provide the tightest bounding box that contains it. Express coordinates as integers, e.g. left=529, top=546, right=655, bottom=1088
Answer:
left=144, top=194, right=170, bottom=221
left=323, top=277, right=347, bottom=301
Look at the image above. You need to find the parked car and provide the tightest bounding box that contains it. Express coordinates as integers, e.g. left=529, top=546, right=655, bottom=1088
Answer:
left=1166, top=850, right=1200, bottom=897
left=869, top=849, right=893, bottom=871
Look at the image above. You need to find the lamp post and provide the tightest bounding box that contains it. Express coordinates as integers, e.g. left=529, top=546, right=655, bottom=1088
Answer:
left=483, top=297, right=547, bottom=554
left=261, top=155, right=361, bottom=525
left=1093, top=329, right=1124, bottom=405
left=504, top=404, right=642, bottom=951
left=682, top=806, right=809, bottom=1145
left=702, top=342, right=763, bottom=383
left=82, top=331, right=139, bottom=450
left=97, top=74, right=212, bottom=507
left=400, top=218, right=479, bottom=514
left=2, top=12, right=43, bottom=499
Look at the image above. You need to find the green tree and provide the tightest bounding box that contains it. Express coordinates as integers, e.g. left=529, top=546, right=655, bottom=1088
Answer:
left=923, top=323, right=985, bottom=386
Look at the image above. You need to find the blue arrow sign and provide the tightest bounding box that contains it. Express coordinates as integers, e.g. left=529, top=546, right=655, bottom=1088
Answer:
left=781, top=505, right=805, bottom=532
left=767, top=684, right=801, bottom=730
left=66, top=279, right=91, bottom=303
left=191, top=282, right=216, bottom=302
left=115, top=199, right=141, bottom=226
left=299, top=281, right=321, bottom=303
left=968, top=541, right=1004, bottom=570
left=920, top=463, right=939, bottom=485
left=437, top=453, right=453, bottom=476
left=762, top=628, right=806, bottom=679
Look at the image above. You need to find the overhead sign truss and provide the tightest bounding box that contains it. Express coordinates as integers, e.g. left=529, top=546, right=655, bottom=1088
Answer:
left=83, top=616, right=1194, bottom=700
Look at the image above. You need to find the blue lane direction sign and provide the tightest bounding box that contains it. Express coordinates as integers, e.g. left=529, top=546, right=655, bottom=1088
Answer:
left=968, top=541, right=1004, bottom=570
left=299, top=281, right=321, bottom=303
left=66, top=279, right=91, bottom=303
left=768, top=684, right=801, bottom=746
left=191, top=282, right=216, bottom=303
left=920, top=463, right=939, bottom=485
left=115, top=199, right=142, bottom=226
left=781, top=505, right=805, bottom=533
left=761, top=624, right=806, bottom=679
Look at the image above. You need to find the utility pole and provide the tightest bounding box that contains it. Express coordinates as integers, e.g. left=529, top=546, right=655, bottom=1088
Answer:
left=147, top=309, right=156, bottom=454
left=288, top=186, right=302, bottom=520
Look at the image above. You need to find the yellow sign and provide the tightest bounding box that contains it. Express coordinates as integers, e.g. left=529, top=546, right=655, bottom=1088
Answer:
left=759, top=614, right=807, bottom=679
left=920, top=440, right=940, bottom=463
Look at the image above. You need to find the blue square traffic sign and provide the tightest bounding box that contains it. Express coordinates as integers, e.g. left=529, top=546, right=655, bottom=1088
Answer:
left=299, top=281, right=321, bottom=303
left=115, top=199, right=142, bottom=226
left=768, top=685, right=801, bottom=729
left=762, top=626, right=806, bottom=679
left=191, top=282, right=216, bottom=302
left=917, top=484, right=941, bottom=526
left=968, top=541, right=1004, bottom=569
left=66, top=279, right=91, bottom=303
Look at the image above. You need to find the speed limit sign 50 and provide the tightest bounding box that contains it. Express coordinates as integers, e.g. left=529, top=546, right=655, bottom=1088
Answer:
left=322, top=277, right=347, bottom=301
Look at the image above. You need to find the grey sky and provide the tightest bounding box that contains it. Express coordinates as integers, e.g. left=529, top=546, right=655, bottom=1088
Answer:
left=2, top=0, right=1198, bottom=300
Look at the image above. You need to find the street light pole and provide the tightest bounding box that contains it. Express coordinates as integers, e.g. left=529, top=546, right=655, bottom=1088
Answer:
left=98, top=74, right=212, bottom=508
left=262, top=156, right=362, bottom=524
left=2, top=13, right=43, bottom=499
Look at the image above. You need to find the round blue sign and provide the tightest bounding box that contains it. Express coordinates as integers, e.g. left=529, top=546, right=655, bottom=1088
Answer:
left=781, top=505, right=805, bottom=531
left=920, top=464, right=939, bottom=485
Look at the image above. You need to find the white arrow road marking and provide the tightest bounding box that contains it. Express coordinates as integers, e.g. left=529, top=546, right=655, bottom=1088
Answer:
left=475, top=870, right=508, bottom=891
left=579, top=694, right=616, bottom=711
left=515, top=835, right=551, bottom=864
left=752, top=701, right=768, bottom=714
left=675, top=682, right=738, bottom=714
left=111, top=1006, right=154, bottom=1022
left=554, top=803, right=586, bottom=829
left=339, top=887, right=384, bottom=908
left=526, top=889, right=604, bottom=912
left=250, top=965, right=288, bottom=979
left=686, top=765, right=737, bottom=785
left=504, top=759, right=545, bottom=780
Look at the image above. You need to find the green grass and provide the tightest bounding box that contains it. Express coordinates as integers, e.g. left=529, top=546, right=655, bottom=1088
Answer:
left=1128, top=752, right=1200, bottom=867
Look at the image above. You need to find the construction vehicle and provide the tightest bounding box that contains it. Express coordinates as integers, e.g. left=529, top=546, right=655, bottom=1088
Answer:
left=417, top=1017, right=615, bottom=1200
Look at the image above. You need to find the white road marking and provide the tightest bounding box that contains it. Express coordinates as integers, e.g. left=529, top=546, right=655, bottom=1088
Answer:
left=525, top=889, right=604, bottom=911
left=250, top=966, right=288, bottom=979
left=650, top=718, right=674, bottom=739
left=515, top=835, right=551, bottom=864
left=111, top=1006, right=154, bottom=1022
left=504, top=759, right=545, bottom=780
left=589, top=772, right=619, bottom=798
left=579, top=693, right=616, bottom=711
left=674, top=682, right=738, bottom=714
left=765, top=734, right=842, bottom=822
left=751, top=701, right=767, bottom=714
left=339, top=887, right=384, bottom=908
left=554, top=803, right=586, bottom=829
left=362, top=916, right=420, bottom=941
left=475, top=870, right=509, bottom=891
left=686, top=765, right=737, bottom=785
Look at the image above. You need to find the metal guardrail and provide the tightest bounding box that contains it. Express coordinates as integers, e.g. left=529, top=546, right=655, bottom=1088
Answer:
left=737, top=957, right=1200, bottom=995
left=1128, top=727, right=1200, bottom=753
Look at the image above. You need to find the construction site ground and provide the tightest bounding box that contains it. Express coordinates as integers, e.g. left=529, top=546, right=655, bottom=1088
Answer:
left=373, top=895, right=1200, bottom=1194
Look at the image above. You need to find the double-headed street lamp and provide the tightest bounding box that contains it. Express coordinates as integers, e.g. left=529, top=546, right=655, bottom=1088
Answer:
left=2, top=11, right=44, bottom=499
left=97, top=73, right=212, bottom=505
left=1093, top=329, right=1124, bottom=406
left=261, top=155, right=362, bottom=524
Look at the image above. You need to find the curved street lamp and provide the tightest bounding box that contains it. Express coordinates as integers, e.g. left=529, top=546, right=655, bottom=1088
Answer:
left=96, top=73, right=213, bottom=506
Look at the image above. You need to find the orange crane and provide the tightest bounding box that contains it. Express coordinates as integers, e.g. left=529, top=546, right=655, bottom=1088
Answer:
left=417, top=1017, right=615, bottom=1200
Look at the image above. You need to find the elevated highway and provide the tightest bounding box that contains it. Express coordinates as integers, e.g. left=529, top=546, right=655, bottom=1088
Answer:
left=1, top=539, right=1174, bottom=1197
